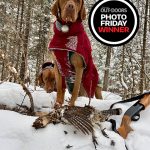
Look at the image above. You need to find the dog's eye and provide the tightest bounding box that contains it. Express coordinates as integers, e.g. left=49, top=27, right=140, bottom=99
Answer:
left=76, top=0, right=80, bottom=3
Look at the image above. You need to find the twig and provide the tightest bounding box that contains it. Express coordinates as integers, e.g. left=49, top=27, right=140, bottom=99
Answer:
left=18, top=93, right=27, bottom=111
left=0, top=103, right=32, bottom=115
left=88, top=80, right=92, bottom=106
left=0, top=49, right=34, bottom=112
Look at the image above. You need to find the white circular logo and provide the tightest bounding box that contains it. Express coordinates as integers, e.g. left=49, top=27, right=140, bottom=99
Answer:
left=88, top=0, right=139, bottom=46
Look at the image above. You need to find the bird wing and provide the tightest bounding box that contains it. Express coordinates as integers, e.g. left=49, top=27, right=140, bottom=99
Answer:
left=63, top=106, right=94, bottom=134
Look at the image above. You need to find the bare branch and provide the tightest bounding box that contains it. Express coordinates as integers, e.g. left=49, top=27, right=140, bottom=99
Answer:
left=0, top=49, right=34, bottom=112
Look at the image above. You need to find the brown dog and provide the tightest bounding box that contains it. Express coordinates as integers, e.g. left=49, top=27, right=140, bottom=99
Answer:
left=38, top=62, right=56, bottom=93
left=46, top=0, right=103, bottom=107
left=39, top=62, right=103, bottom=104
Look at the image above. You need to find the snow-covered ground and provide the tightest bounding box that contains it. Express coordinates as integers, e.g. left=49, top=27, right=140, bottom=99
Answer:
left=0, top=82, right=150, bottom=150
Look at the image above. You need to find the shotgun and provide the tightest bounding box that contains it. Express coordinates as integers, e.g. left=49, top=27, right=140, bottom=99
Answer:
left=117, top=93, right=150, bottom=139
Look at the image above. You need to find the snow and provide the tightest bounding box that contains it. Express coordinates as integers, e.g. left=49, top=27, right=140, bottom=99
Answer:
left=0, top=82, right=150, bottom=150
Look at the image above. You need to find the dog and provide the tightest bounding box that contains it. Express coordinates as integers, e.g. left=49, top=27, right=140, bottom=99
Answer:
left=38, top=62, right=103, bottom=97
left=39, top=61, right=103, bottom=104
left=47, top=0, right=103, bottom=107
left=38, top=62, right=56, bottom=93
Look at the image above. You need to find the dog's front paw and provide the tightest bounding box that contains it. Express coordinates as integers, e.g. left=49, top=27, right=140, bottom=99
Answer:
left=54, top=102, right=62, bottom=109
left=32, top=116, right=49, bottom=129
left=68, top=100, right=75, bottom=106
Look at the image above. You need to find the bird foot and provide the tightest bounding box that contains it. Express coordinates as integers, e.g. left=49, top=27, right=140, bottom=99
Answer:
left=101, top=128, right=109, bottom=138
left=92, top=135, right=98, bottom=150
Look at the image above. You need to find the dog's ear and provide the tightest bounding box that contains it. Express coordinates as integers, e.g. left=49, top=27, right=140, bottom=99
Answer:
left=38, top=72, right=44, bottom=87
left=51, top=0, right=59, bottom=17
left=80, top=1, right=86, bottom=20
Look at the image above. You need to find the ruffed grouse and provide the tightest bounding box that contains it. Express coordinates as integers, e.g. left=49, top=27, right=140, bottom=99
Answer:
left=33, top=105, right=122, bottom=135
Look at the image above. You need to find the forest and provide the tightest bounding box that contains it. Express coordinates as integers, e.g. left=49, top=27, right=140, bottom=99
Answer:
left=0, top=0, right=150, bottom=98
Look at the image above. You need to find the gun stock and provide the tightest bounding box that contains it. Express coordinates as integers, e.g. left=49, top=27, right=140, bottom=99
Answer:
left=118, top=93, right=150, bottom=139
left=139, top=94, right=150, bottom=108
left=118, top=115, right=133, bottom=139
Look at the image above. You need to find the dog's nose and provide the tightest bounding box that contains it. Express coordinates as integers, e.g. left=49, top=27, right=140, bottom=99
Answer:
left=68, top=4, right=74, bottom=9
left=67, top=4, right=74, bottom=11
left=47, top=88, right=53, bottom=93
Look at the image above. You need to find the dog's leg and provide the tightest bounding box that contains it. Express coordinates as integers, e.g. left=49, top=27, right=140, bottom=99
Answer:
left=79, top=83, right=88, bottom=97
left=54, top=64, right=65, bottom=107
left=69, top=53, right=84, bottom=106
left=95, top=86, right=103, bottom=99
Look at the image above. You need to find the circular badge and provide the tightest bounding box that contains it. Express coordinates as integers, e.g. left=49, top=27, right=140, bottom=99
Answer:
left=88, top=0, right=139, bottom=46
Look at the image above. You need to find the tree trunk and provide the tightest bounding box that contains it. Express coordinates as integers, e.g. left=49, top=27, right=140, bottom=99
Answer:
left=34, top=15, right=42, bottom=87
left=20, top=0, right=32, bottom=81
left=121, top=45, right=128, bottom=98
left=12, top=0, right=21, bottom=70
left=15, top=0, right=24, bottom=72
left=103, top=47, right=111, bottom=91
left=139, top=0, right=148, bottom=93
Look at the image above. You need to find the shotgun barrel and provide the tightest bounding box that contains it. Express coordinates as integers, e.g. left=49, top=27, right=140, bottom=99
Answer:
left=118, top=93, right=150, bottom=139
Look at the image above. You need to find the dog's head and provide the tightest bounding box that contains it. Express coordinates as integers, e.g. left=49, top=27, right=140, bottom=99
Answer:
left=51, top=0, right=86, bottom=23
left=38, top=62, right=56, bottom=93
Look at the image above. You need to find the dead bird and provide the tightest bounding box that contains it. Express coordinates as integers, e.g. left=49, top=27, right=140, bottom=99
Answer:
left=33, top=105, right=122, bottom=149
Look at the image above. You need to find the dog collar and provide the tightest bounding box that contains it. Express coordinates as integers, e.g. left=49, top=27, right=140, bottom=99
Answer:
left=42, top=62, right=54, bottom=70
left=43, top=66, right=53, bottom=70
left=56, top=21, right=69, bottom=33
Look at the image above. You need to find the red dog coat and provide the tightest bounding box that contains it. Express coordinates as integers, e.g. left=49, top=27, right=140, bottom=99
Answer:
left=49, top=20, right=98, bottom=98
